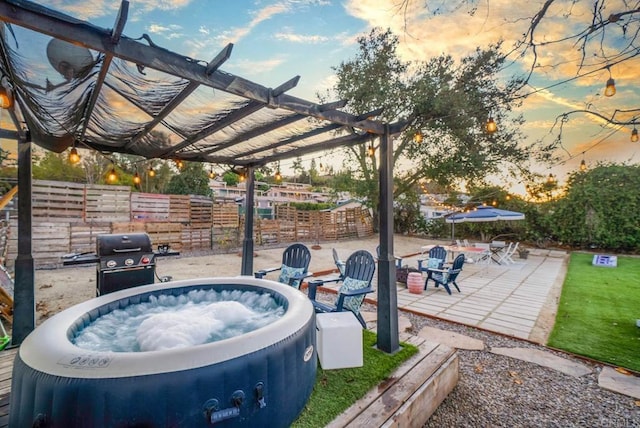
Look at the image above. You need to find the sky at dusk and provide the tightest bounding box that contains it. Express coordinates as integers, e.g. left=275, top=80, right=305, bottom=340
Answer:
left=5, top=0, right=640, bottom=193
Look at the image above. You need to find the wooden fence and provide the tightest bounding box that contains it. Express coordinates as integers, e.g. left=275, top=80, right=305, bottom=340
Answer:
left=4, top=180, right=373, bottom=268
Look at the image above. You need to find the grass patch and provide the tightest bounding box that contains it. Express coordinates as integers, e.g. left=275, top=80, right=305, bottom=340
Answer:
left=548, top=253, right=640, bottom=371
left=292, top=329, right=418, bottom=427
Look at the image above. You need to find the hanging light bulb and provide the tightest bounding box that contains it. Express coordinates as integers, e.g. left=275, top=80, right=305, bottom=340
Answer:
left=107, top=166, right=118, bottom=183
left=413, top=131, right=423, bottom=143
left=604, top=77, right=616, bottom=97
left=548, top=173, right=555, bottom=183
left=275, top=170, right=282, bottom=181
left=175, top=159, right=184, bottom=169
left=367, top=144, right=375, bottom=157
left=133, top=171, right=141, bottom=185
left=631, top=127, right=639, bottom=143
left=68, top=147, right=80, bottom=164
left=208, top=168, right=216, bottom=179
left=0, top=85, right=13, bottom=109
left=580, top=159, right=587, bottom=171
left=148, top=166, right=155, bottom=177
left=485, top=117, right=498, bottom=133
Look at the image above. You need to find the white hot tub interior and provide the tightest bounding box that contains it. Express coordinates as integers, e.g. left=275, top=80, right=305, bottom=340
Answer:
left=72, top=289, right=286, bottom=352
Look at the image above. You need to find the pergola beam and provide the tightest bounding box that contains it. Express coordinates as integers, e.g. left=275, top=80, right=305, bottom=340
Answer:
left=242, top=132, right=372, bottom=166
left=157, top=76, right=300, bottom=158
left=76, top=1, right=128, bottom=142
left=230, top=123, right=344, bottom=161
left=124, top=43, right=234, bottom=150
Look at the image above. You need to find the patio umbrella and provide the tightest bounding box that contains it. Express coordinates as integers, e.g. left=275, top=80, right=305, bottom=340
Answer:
left=445, top=206, right=525, bottom=241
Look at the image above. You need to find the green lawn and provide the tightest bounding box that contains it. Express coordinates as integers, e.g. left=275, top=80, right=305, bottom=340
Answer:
left=548, top=253, right=640, bottom=372
left=292, top=329, right=418, bottom=428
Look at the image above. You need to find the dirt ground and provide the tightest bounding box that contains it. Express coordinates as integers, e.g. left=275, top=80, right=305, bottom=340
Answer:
left=33, top=235, right=440, bottom=324
left=28, top=234, right=560, bottom=343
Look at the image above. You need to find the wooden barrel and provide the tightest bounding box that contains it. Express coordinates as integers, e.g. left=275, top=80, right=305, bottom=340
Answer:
left=407, top=272, right=423, bottom=294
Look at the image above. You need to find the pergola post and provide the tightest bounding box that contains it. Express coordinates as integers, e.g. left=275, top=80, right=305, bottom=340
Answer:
left=12, top=135, right=35, bottom=345
left=240, top=166, right=255, bottom=276
left=376, top=125, right=399, bottom=353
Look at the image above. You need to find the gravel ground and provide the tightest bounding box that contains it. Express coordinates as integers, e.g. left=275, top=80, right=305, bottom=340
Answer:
left=316, top=293, right=640, bottom=427
left=406, top=311, right=640, bottom=428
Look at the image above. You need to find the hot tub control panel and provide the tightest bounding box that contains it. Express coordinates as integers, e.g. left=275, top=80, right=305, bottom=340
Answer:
left=204, top=384, right=267, bottom=423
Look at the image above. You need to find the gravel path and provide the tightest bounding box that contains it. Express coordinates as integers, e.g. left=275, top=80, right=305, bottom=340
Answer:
left=405, top=311, right=640, bottom=428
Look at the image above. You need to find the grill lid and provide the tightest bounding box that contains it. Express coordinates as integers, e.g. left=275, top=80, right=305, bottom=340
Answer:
left=97, top=233, right=153, bottom=256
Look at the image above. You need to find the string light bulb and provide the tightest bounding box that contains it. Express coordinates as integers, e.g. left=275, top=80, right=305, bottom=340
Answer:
left=148, top=166, right=155, bottom=177
left=413, top=131, right=423, bottom=143
left=174, top=159, right=184, bottom=169
left=0, top=86, right=13, bottom=109
left=485, top=117, right=498, bottom=133
left=68, top=147, right=80, bottom=164
left=208, top=168, right=216, bottom=179
left=275, top=170, right=282, bottom=181
left=631, top=127, right=639, bottom=143
left=548, top=173, right=555, bottom=183
left=367, top=144, right=375, bottom=157
left=133, top=171, right=141, bottom=185
left=107, top=166, right=118, bottom=183
left=604, top=77, right=616, bottom=97
left=580, top=159, right=587, bottom=171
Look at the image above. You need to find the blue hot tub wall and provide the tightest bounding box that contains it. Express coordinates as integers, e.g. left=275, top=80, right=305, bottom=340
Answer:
left=9, top=283, right=317, bottom=428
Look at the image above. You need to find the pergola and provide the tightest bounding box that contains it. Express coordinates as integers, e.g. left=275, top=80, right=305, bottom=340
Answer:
left=0, top=0, right=404, bottom=353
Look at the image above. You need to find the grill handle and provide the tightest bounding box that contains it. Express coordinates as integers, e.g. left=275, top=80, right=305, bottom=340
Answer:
left=112, top=247, right=142, bottom=253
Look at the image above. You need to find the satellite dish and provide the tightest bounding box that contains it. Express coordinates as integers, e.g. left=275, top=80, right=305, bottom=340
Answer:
left=46, top=38, right=94, bottom=80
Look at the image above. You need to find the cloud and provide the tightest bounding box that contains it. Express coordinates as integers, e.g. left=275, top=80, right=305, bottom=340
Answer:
left=274, top=32, right=329, bottom=43
left=37, top=0, right=193, bottom=20
left=226, top=57, right=286, bottom=77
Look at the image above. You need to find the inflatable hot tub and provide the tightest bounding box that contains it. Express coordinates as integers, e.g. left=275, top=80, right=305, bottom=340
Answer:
left=10, top=277, right=317, bottom=427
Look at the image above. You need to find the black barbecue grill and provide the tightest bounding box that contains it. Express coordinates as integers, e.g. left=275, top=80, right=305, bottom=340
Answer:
left=63, top=233, right=178, bottom=296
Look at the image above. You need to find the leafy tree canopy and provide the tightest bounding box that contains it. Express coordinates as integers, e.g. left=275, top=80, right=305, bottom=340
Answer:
left=164, top=162, right=211, bottom=196
left=551, top=163, right=640, bottom=251
left=323, top=28, right=552, bottom=227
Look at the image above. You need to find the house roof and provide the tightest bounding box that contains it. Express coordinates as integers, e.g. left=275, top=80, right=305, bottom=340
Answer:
left=0, top=0, right=387, bottom=168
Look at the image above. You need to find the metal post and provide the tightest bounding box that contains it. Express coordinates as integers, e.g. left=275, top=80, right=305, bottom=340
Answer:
left=12, top=135, right=35, bottom=345
left=240, top=167, right=255, bottom=275
left=376, top=125, right=399, bottom=353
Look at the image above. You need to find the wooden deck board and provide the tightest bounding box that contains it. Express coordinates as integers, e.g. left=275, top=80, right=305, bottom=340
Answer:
left=0, top=348, right=16, bottom=428
left=328, top=341, right=458, bottom=428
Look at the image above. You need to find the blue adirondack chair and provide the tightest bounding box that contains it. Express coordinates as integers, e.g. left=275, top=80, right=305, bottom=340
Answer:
left=418, top=245, right=448, bottom=289
left=375, top=245, right=403, bottom=269
left=429, top=253, right=465, bottom=295
left=307, top=250, right=376, bottom=328
left=254, top=243, right=312, bottom=289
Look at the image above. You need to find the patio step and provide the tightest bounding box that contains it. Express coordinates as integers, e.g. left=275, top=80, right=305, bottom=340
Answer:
left=327, top=335, right=458, bottom=427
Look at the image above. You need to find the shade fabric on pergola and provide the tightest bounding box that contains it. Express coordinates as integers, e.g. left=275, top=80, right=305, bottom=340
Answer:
left=0, top=0, right=383, bottom=166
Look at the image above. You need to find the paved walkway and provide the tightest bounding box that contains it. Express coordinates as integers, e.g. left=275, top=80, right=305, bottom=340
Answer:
left=318, top=247, right=568, bottom=343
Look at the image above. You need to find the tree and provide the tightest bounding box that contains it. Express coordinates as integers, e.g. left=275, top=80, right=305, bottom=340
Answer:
left=164, top=162, right=211, bottom=196
left=291, top=156, right=304, bottom=183
left=324, top=28, right=551, bottom=229
left=222, top=170, right=239, bottom=186
left=551, top=163, right=640, bottom=251
left=32, top=151, right=86, bottom=182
